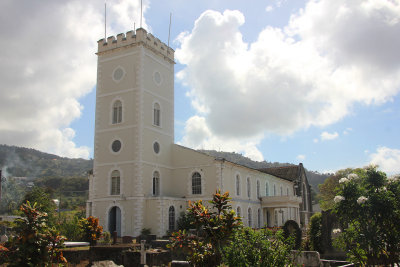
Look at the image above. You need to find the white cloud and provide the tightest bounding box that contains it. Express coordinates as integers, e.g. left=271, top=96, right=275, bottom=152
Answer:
left=320, top=131, right=339, bottom=141
left=313, top=138, right=319, bottom=143
left=179, top=115, right=264, bottom=161
left=0, top=0, right=149, bottom=158
left=370, top=147, right=400, bottom=174
left=266, top=6, right=274, bottom=12
left=343, top=128, right=353, bottom=135
left=297, top=154, right=306, bottom=161
left=176, top=1, right=400, bottom=155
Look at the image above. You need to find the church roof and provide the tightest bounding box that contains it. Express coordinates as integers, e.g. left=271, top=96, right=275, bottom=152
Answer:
left=258, top=164, right=303, bottom=182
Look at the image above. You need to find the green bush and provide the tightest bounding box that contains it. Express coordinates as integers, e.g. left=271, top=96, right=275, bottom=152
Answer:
left=308, top=212, right=323, bottom=253
left=223, top=227, right=296, bottom=267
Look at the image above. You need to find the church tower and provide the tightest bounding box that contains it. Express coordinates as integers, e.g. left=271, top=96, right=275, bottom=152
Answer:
left=87, top=28, right=175, bottom=237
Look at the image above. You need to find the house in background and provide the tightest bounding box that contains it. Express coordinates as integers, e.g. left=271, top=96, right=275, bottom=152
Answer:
left=86, top=28, right=312, bottom=237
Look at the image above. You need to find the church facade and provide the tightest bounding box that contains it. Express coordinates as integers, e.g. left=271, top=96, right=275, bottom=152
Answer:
left=86, top=28, right=312, bottom=237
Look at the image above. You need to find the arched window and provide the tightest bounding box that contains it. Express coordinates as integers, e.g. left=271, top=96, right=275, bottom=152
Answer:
left=265, top=182, right=269, bottom=196
left=153, top=171, right=160, bottom=196
left=236, top=175, right=240, bottom=196
left=248, top=208, right=252, bottom=227
left=111, top=170, right=120, bottom=195
left=192, top=172, right=202, bottom=195
left=280, top=186, right=283, bottom=196
left=153, top=102, right=160, bottom=126
left=257, top=208, right=261, bottom=228
left=112, top=100, right=122, bottom=124
left=247, top=177, right=251, bottom=198
left=256, top=180, right=260, bottom=198
left=168, top=206, right=175, bottom=231
left=237, top=206, right=241, bottom=217
left=273, top=184, right=276, bottom=196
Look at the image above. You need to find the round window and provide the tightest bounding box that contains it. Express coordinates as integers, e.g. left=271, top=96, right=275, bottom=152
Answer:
left=154, top=71, right=161, bottom=85
left=112, top=140, right=122, bottom=153
left=153, top=141, right=160, bottom=154
left=113, top=67, right=124, bottom=81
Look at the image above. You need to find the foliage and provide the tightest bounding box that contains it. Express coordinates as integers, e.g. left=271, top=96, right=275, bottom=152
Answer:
left=318, top=168, right=363, bottom=211
left=308, top=212, right=323, bottom=253
left=56, top=211, right=85, bottom=241
left=168, top=190, right=242, bottom=266
left=1, top=201, right=67, bottom=266
left=79, top=216, right=103, bottom=245
left=223, top=227, right=296, bottom=267
left=283, top=220, right=302, bottom=250
left=21, top=186, right=57, bottom=227
left=333, top=166, right=400, bottom=266
left=102, top=231, right=112, bottom=244
left=0, top=177, right=25, bottom=214
left=177, top=211, right=196, bottom=231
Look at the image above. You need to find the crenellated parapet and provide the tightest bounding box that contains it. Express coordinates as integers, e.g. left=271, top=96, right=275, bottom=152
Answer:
left=97, top=28, right=174, bottom=62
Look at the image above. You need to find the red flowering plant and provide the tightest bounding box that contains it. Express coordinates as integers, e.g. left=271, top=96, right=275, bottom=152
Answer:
left=79, top=216, right=103, bottom=246
left=168, top=190, right=242, bottom=266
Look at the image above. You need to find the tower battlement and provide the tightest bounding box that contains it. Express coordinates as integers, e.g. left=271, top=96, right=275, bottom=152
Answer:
left=97, top=28, right=174, bottom=62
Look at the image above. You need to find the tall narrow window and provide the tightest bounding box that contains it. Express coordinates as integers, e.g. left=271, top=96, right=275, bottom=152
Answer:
left=257, top=208, right=261, bottom=228
left=280, top=186, right=283, bottom=196
left=274, top=210, right=278, bottom=226
left=237, top=206, right=241, bottom=218
left=247, top=177, right=251, bottom=198
left=153, top=102, right=160, bottom=126
left=111, top=170, right=120, bottom=195
left=248, top=208, right=252, bottom=227
left=168, top=206, right=175, bottom=231
left=256, top=180, right=260, bottom=198
left=192, top=172, right=202, bottom=195
left=236, top=175, right=240, bottom=196
left=153, top=171, right=160, bottom=196
left=273, top=184, right=276, bottom=196
left=287, top=187, right=289, bottom=196
left=112, top=100, right=122, bottom=124
left=265, top=182, right=269, bottom=196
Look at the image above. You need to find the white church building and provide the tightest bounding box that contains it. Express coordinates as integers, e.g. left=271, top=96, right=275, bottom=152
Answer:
left=86, top=28, right=312, bottom=237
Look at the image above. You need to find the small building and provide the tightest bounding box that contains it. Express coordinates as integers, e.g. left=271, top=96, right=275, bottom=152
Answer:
left=87, top=28, right=312, bottom=237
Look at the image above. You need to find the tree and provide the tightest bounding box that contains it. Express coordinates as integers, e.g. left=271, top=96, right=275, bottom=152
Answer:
left=168, top=190, right=242, bottom=266
left=22, top=187, right=57, bottom=226
left=318, top=168, right=363, bottom=211
left=2, top=201, right=66, bottom=266
left=333, top=166, right=400, bottom=266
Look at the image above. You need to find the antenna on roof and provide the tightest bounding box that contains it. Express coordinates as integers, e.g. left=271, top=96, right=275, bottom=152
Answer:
left=140, top=0, right=143, bottom=28
left=168, top=12, right=172, bottom=48
left=104, top=1, right=107, bottom=40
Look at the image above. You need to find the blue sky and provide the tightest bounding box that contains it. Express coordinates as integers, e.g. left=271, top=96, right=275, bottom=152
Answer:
left=1, top=0, right=400, bottom=174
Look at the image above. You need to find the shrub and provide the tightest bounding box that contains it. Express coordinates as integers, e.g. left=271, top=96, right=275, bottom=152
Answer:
left=168, top=190, right=242, bottom=266
left=2, top=201, right=67, bottom=266
left=333, top=167, right=400, bottom=265
left=223, top=227, right=296, bottom=267
left=79, top=216, right=103, bottom=245
left=308, top=212, right=323, bottom=253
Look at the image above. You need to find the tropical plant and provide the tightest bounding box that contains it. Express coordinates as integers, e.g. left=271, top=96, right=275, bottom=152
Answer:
left=79, top=216, right=103, bottom=245
left=168, top=190, right=242, bottom=266
left=333, top=166, right=400, bottom=266
left=2, top=201, right=67, bottom=266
